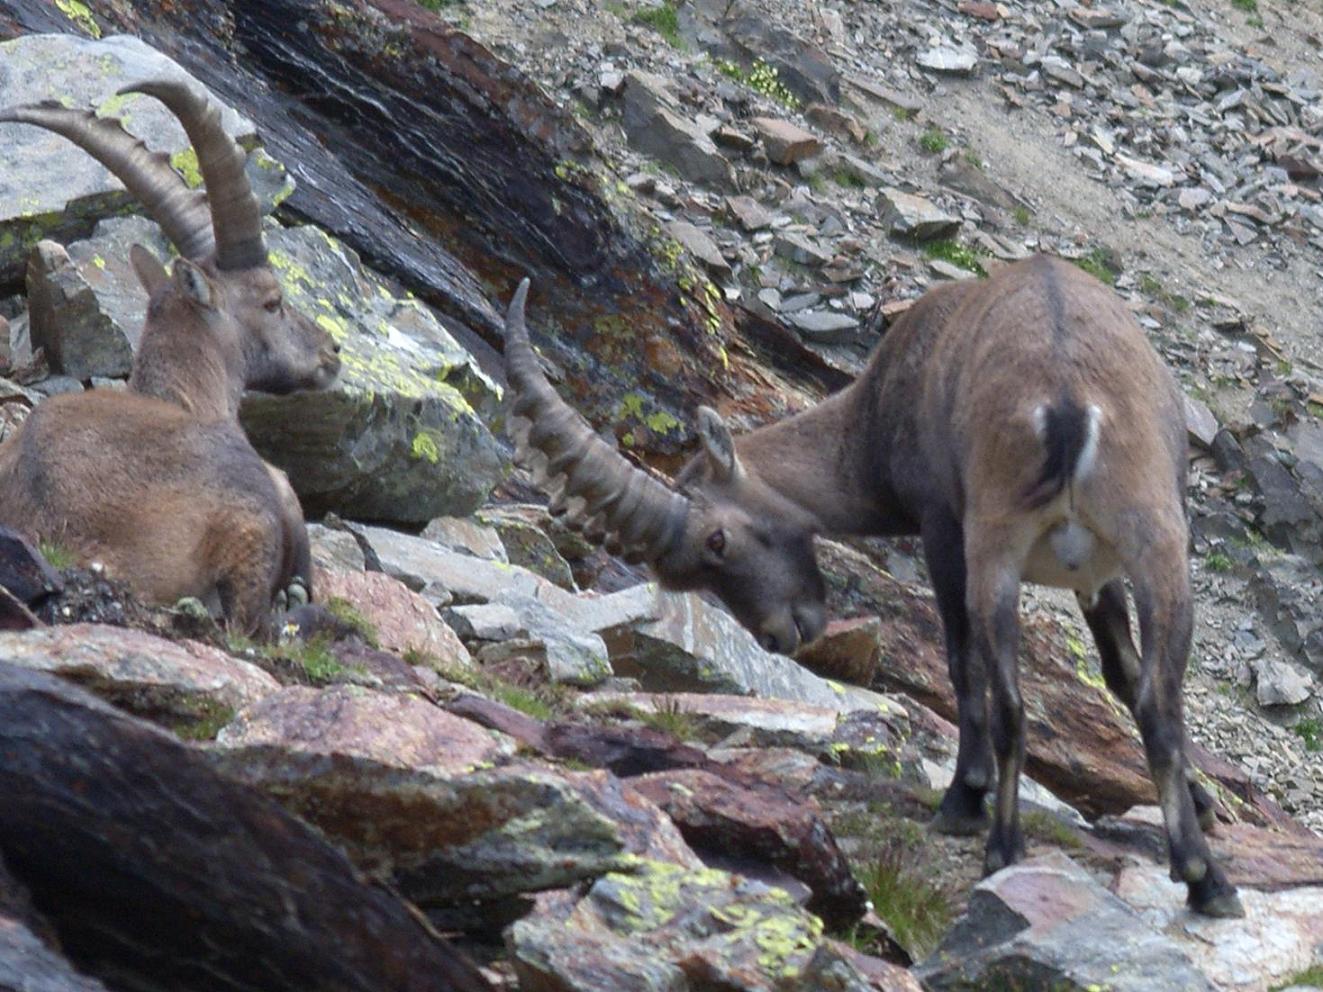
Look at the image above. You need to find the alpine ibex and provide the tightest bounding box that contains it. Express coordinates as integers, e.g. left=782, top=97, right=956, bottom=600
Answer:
left=501, top=260, right=1242, bottom=918
left=0, top=80, right=340, bottom=634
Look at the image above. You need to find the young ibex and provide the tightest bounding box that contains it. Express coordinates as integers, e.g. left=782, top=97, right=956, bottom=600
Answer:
left=502, top=260, right=1242, bottom=918
left=0, top=80, right=341, bottom=634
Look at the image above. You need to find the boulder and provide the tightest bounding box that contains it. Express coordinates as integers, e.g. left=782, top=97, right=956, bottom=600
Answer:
left=25, top=239, right=134, bottom=379
left=0, top=524, right=62, bottom=607
left=421, top=515, right=508, bottom=563
left=877, top=188, right=961, bottom=239
left=475, top=504, right=576, bottom=589
left=0, top=623, right=277, bottom=735
left=622, top=72, right=735, bottom=189
left=718, top=7, right=842, bottom=106
left=213, top=686, right=638, bottom=905
left=916, top=852, right=1214, bottom=991
left=628, top=767, right=867, bottom=928
left=240, top=225, right=508, bottom=523
left=666, top=220, right=733, bottom=281
left=0, top=907, right=112, bottom=992
left=0, top=663, right=492, bottom=992
left=508, top=859, right=909, bottom=992
left=314, top=567, right=471, bottom=668
left=0, top=33, right=288, bottom=285
left=750, top=117, right=823, bottom=166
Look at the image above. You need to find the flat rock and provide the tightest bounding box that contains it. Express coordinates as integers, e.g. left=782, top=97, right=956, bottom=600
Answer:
left=916, top=852, right=1214, bottom=991
left=622, top=72, right=734, bottom=189
left=1116, top=153, right=1176, bottom=188
left=804, top=103, right=867, bottom=144
left=445, top=602, right=526, bottom=642
left=0, top=33, right=284, bottom=285
left=627, top=768, right=867, bottom=928
left=0, top=905, right=112, bottom=992
left=796, top=616, right=883, bottom=685
left=726, top=195, right=774, bottom=231
left=1185, top=394, right=1221, bottom=449
left=214, top=690, right=634, bottom=905
left=314, top=567, right=471, bottom=669
left=601, top=585, right=901, bottom=712
left=917, top=45, right=978, bottom=74
left=666, top=220, right=732, bottom=280
left=1254, top=658, right=1315, bottom=706
left=420, top=516, right=508, bottom=563
left=773, top=231, right=832, bottom=267
left=878, top=188, right=961, bottom=239
left=0, top=623, right=277, bottom=732
left=307, top=523, right=367, bottom=573
left=508, top=859, right=903, bottom=992
left=476, top=505, right=576, bottom=590
left=484, top=593, right=612, bottom=686
left=789, top=310, right=860, bottom=343
left=750, top=117, right=822, bottom=166
left=1114, top=862, right=1323, bottom=992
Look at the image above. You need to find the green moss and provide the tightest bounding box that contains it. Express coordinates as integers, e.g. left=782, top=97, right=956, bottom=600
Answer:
left=1072, top=247, right=1120, bottom=286
left=54, top=0, right=100, bottom=37
left=411, top=430, right=443, bottom=464
left=1021, top=809, right=1083, bottom=849
left=95, top=91, right=135, bottom=120
left=1013, top=205, right=1032, bottom=226
left=1230, top=0, right=1257, bottom=10
left=173, top=700, right=236, bottom=742
left=169, top=148, right=204, bottom=189
left=323, top=596, right=380, bottom=648
left=1271, top=965, right=1323, bottom=990
left=1292, top=717, right=1322, bottom=753
left=1205, top=550, right=1233, bottom=573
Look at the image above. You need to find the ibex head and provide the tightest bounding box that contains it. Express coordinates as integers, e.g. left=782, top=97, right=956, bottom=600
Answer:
left=503, top=280, right=826, bottom=654
left=1, top=80, right=340, bottom=407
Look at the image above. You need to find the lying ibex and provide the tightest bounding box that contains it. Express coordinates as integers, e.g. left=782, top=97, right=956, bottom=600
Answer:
left=0, top=80, right=340, bottom=634
left=502, top=259, right=1242, bottom=918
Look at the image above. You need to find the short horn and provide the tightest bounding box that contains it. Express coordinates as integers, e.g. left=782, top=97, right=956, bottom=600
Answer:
left=503, top=279, right=689, bottom=563
left=0, top=100, right=213, bottom=259
left=122, top=80, right=266, bottom=270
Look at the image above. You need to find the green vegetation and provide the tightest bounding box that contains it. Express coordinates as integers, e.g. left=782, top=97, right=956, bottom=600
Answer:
left=1292, top=717, right=1322, bottom=753
left=431, top=659, right=566, bottom=720
left=847, top=831, right=953, bottom=957
left=1138, top=272, right=1191, bottom=313
left=1230, top=0, right=1257, bottom=11
left=1271, top=965, right=1323, bottom=990
left=38, top=540, right=77, bottom=570
left=324, top=596, right=380, bottom=648
left=921, top=238, right=987, bottom=276
left=416, top=0, right=464, bottom=9
left=1072, top=246, right=1120, bottom=286
left=173, top=700, right=236, bottom=742
left=1205, top=550, right=1234, bottom=573
left=715, top=57, right=800, bottom=109
left=281, top=636, right=350, bottom=683
left=963, top=148, right=983, bottom=168
left=918, top=128, right=949, bottom=154
left=641, top=695, right=703, bottom=740
left=1021, top=809, right=1083, bottom=849
left=631, top=2, right=683, bottom=48
left=1012, top=205, right=1032, bottom=226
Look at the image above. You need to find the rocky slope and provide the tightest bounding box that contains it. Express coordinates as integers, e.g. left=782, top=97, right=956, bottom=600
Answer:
left=1, top=0, right=1322, bottom=990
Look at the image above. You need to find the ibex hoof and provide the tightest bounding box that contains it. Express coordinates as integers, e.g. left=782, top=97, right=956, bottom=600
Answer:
left=930, top=808, right=988, bottom=837
left=286, top=579, right=310, bottom=608
left=1190, top=888, right=1245, bottom=919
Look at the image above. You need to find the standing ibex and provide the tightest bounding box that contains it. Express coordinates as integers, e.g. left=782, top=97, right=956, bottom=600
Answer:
left=0, top=81, right=340, bottom=634
left=501, top=260, right=1243, bottom=918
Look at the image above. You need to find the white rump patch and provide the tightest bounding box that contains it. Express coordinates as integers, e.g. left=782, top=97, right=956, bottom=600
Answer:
left=1031, top=403, right=1048, bottom=440
left=1075, top=404, right=1102, bottom=480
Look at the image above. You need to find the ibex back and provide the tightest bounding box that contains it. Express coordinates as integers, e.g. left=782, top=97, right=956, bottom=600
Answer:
left=500, top=257, right=1242, bottom=918
left=0, top=80, right=340, bottom=634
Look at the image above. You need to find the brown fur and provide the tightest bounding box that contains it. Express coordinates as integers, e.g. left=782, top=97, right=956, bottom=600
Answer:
left=0, top=252, right=339, bottom=636
left=650, top=254, right=1240, bottom=916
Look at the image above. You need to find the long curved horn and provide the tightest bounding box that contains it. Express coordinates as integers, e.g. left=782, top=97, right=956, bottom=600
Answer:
left=0, top=100, right=214, bottom=259
left=503, top=279, right=689, bottom=564
left=122, top=80, right=266, bottom=271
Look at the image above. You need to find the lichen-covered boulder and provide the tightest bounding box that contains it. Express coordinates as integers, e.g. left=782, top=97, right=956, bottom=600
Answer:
left=240, top=226, right=508, bottom=522
left=0, top=32, right=289, bottom=285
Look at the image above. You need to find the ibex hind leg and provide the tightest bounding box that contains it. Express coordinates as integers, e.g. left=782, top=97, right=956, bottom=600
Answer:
left=923, top=510, right=993, bottom=836
left=213, top=514, right=286, bottom=639
left=1080, top=579, right=1217, bottom=831
left=1127, top=551, right=1243, bottom=918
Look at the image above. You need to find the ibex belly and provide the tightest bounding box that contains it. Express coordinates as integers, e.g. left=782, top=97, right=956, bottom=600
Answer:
left=1023, top=516, right=1121, bottom=603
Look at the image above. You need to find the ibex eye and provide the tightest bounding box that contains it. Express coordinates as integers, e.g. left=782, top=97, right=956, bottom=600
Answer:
left=264, top=299, right=282, bottom=313
left=706, top=529, right=726, bottom=555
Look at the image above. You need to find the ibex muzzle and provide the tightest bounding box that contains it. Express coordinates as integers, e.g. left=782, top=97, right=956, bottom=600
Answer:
left=0, top=80, right=339, bottom=633
left=502, top=260, right=1242, bottom=919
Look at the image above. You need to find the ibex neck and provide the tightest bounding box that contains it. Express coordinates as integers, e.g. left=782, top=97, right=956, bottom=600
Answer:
left=734, top=383, right=889, bottom=536
left=128, top=333, right=243, bottom=422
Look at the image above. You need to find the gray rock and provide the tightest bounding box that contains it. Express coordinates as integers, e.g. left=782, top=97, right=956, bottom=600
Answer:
left=1184, top=394, right=1220, bottom=449
left=788, top=310, right=860, bottom=343
left=420, top=516, right=508, bottom=563
left=719, top=9, right=842, bottom=106
left=0, top=33, right=288, bottom=285
left=917, top=852, right=1214, bottom=992
left=444, top=603, right=526, bottom=642
left=26, top=239, right=134, bottom=380
left=1254, top=657, right=1315, bottom=706
left=666, top=220, right=732, bottom=280
left=307, top=523, right=367, bottom=574
left=749, top=117, right=822, bottom=166
left=475, top=505, right=576, bottom=590
left=878, top=188, right=961, bottom=239
left=1248, top=553, right=1323, bottom=676
left=622, top=72, right=734, bottom=189
left=240, top=225, right=508, bottom=523
left=917, top=45, right=978, bottom=74
left=725, top=195, right=774, bottom=232
left=773, top=231, right=832, bottom=266
left=0, top=906, right=111, bottom=992
left=490, top=593, right=612, bottom=686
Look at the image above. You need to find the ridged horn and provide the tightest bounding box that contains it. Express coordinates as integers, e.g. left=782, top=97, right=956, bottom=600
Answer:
left=121, top=80, right=266, bottom=271
left=503, top=279, right=689, bottom=564
left=0, top=99, right=214, bottom=260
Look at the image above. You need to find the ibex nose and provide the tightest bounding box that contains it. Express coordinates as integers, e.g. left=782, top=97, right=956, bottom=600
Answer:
left=331, top=342, right=342, bottom=355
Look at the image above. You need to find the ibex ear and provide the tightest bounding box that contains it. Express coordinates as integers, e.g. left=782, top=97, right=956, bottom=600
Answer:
left=697, top=405, right=741, bottom=482
left=129, top=243, right=168, bottom=297
left=171, top=258, right=216, bottom=310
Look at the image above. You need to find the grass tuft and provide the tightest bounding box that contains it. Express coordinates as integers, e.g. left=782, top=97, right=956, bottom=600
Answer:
left=1271, top=965, right=1323, bottom=991
left=38, top=540, right=77, bottom=570
left=847, top=832, right=954, bottom=958
left=1292, top=717, right=1322, bottom=753
left=631, top=2, right=682, bottom=48
left=1072, top=247, right=1120, bottom=286
left=1205, top=551, right=1234, bottom=573
left=918, top=128, right=949, bottom=154
left=323, top=596, right=380, bottom=648
left=921, top=238, right=987, bottom=276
